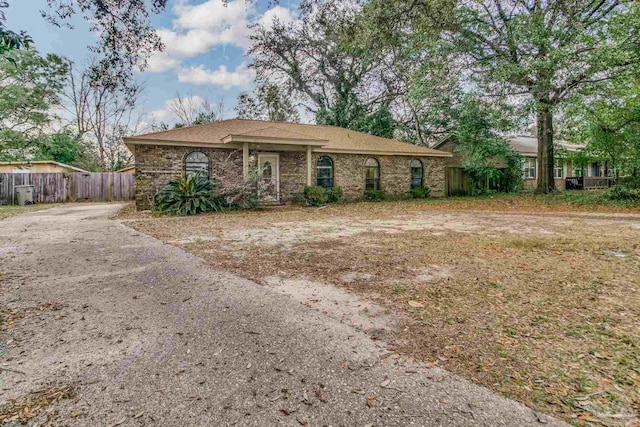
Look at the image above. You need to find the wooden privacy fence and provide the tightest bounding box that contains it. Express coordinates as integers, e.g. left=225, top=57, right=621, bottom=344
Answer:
left=445, top=167, right=512, bottom=196
left=0, top=172, right=135, bottom=205
left=446, top=167, right=472, bottom=196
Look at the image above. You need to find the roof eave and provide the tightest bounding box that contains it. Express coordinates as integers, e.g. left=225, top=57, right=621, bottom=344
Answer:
left=222, top=134, right=328, bottom=147
left=315, top=148, right=453, bottom=157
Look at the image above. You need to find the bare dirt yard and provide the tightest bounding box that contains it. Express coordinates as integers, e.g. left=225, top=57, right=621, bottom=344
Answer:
left=122, top=195, right=640, bottom=426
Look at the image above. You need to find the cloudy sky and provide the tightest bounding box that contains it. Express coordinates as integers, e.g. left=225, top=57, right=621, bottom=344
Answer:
left=8, top=0, right=299, bottom=125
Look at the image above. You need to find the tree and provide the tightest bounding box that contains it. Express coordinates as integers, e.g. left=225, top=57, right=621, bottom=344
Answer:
left=315, top=81, right=397, bottom=138
left=454, top=95, right=521, bottom=193
left=248, top=0, right=392, bottom=125
left=40, top=0, right=167, bottom=91
left=168, top=94, right=225, bottom=127
left=0, top=49, right=68, bottom=160
left=33, top=130, right=82, bottom=165
left=352, top=0, right=458, bottom=145
left=64, top=60, right=147, bottom=170
left=444, top=1, right=640, bottom=193
left=0, top=1, right=31, bottom=54
left=235, top=83, right=299, bottom=123
left=566, top=75, right=640, bottom=183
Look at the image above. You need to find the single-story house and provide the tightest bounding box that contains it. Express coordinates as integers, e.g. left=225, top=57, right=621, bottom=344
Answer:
left=506, top=135, right=604, bottom=191
left=0, top=160, right=88, bottom=174
left=116, top=165, right=135, bottom=174
left=432, top=135, right=604, bottom=191
left=124, top=119, right=452, bottom=209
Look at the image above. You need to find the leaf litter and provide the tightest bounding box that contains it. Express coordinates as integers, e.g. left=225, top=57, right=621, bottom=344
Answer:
left=125, top=197, right=640, bottom=426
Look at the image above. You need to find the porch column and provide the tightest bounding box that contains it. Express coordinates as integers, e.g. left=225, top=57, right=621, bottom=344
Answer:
left=306, top=145, right=312, bottom=186
left=243, top=142, right=249, bottom=179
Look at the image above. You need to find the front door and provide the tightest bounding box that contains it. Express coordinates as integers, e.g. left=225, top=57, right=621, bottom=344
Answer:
left=258, top=153, right=280, bottom=201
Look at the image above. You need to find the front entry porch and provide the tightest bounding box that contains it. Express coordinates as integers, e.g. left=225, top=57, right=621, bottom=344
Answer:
left=240, top=139, right=321, bottom=203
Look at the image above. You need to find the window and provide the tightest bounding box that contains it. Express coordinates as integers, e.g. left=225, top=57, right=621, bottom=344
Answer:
left=316, top=156, right=334, bottom=188
left=554, top=159, right=564, bottom=179
left=410, top=159, right=423, bottom=189
left=263, top=161, right=272, bottom=179
left=365, top=158, right=380, bottom=191
left=522, top=157, right=536, bottom=179
left=185, top=151, right=209, bottom=178
left=591, top=162, right=600, bottom=177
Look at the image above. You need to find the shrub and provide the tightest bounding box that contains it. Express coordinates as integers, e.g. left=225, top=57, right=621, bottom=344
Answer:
left=209, top=154, right=270, bottom=210
left=303, top=186, right=328, bottom=206
left=325, top=186, right=343, bottom=203
left=221, top=167, right=270, bottom=210
left=605, top=185, right=640, bottom=201
left=155, top=172, right=223, bottom=216
left=619, top=176, right=640, bottom=189
left=409, top=186, right=431, bottom=199
left=364, top=189, right=385, bottom=202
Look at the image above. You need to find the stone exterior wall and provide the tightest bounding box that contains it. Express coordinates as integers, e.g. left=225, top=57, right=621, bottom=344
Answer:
left=133, top=144, right=446, bottom=209
left=133, top=144, right=243, bottom=209
left=522, top=178, right=566, bottom=192
left=278, top=151, right=306, bottom=202
left=311, top=153, right=445, bottom=198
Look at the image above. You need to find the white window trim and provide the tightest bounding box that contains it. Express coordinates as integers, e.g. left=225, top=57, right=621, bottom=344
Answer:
left=554, top=159, right=564, bottom=179
left=522, top=157, right=536, bottom=179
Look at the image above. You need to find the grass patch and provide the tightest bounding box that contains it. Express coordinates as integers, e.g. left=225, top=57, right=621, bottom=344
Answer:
left=0, top=204, right=59, bottom=221
left=424, top=191, right=640, bottom=212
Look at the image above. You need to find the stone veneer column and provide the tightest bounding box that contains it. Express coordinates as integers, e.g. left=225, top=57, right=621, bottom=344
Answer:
left=306, top=145, right=312, bottom=186
left=243, top=142, right=249, bottom=179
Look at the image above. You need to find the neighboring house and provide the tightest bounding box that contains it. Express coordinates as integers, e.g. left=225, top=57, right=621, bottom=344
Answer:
left=432, top=135, right=604, bottom=191
left=0, top=160, right=89, bottom=174
left=124, top=119, right=452, bottom=210
left=508, top=135, right=587, bottom=191
left=116, top=165, right=135, bottom=174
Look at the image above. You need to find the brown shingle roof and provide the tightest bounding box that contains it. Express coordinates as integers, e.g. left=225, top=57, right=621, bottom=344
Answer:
left=125, top=119, right=450, bottom=157
left=230, top=126, right=327, bottom=141
left=507, top=135, right=585, bottom=156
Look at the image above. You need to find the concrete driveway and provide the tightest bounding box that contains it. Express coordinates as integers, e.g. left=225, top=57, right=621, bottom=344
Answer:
left=0, top=204, right=565, bottom=426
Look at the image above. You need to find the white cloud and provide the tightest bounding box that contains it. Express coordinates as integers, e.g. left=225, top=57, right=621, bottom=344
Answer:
left=144, top=1, right=297, bottom=73
left=145, top=51, right=181, bottom=73
left=178, top=65, right=254, bottom=89
left=173, top=0, right=249, bottom=31
left=149, top=95, right=207, bottom=123
left=257, top=6, right=295, bottom=30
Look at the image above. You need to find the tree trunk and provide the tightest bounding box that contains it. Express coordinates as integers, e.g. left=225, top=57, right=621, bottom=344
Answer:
left=536, top=108, right=555, bottom=193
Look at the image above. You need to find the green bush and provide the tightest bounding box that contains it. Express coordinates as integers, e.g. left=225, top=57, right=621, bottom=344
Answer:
left=364, top=189, right=385, bottom=202
left=325, top=186, right=343, bottom=203
left=619, top=176, right=640, bottom=189
left=409, top=186, right=431, bottom=199
left=155, top=172, right=223, bottom=216
left=605, top=185, right=640, bottom=201
left=303, top=186, right=328, bottom=206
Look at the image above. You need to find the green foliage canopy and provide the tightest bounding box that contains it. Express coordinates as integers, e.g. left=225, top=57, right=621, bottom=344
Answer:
left=0, top=49, right=68, bottom=160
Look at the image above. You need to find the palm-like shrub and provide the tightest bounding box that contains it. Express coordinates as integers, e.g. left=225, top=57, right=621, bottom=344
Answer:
left=155, top=172, right=223, bottom=215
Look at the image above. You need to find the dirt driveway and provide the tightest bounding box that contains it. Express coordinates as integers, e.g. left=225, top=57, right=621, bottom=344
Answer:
left=123, top=200, right=640, bottom=426
left=0, top=204, right=564, bottom=426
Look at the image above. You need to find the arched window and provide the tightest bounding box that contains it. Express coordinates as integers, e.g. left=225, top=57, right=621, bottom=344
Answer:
left=365, top=158, right=380, bottom=191
left=316, top=156, right=334, bottom=188
left=410, top=159, right=423, bottom=189
left=185, top=151, right=209, bottom=178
